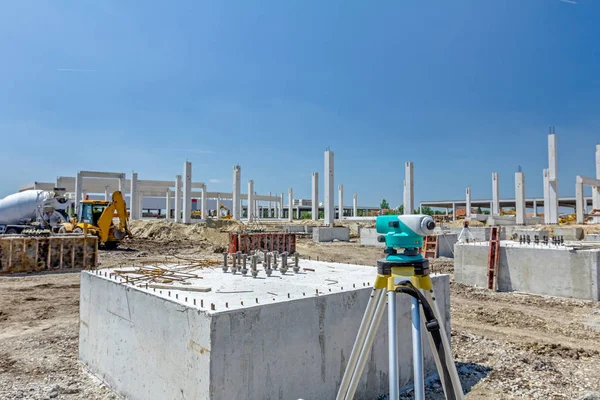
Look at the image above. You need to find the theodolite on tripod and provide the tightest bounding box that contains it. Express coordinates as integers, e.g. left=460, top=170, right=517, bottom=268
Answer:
left=336, top=214, right=464, bottom=400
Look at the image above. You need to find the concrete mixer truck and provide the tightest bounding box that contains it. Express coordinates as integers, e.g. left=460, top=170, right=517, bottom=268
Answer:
left=0, top=189, right=74, bottom=235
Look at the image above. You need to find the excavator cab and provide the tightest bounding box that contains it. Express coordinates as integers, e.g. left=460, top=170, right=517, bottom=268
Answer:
left=79, top=202, right=108, bottom=227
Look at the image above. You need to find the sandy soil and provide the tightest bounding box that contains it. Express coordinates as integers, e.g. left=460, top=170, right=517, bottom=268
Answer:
left=1, top=222, right=599, bottom=399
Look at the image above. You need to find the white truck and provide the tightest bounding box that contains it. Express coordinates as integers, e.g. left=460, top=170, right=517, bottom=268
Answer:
left=0, top=189, right=74, bottom=234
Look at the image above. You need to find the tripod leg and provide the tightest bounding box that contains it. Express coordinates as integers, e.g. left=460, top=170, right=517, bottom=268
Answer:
left=343, top=287, right=388, bottom=400
left=411, top=297, right=425, bottom=400
left=388, top=291, right=399, bottom=400
left=336, top=287, right=385, bottom=400
left=422, top=289, right=464, bottom=400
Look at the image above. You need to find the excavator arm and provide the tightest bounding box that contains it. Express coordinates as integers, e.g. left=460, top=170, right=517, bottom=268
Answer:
left=97, top=191, right=131, bottom=243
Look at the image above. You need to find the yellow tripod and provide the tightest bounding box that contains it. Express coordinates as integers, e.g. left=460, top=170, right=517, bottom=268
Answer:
left=336, top=259, right=464, bottom=400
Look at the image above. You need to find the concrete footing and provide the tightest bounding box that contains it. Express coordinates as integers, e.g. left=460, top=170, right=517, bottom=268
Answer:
left=79, top=263, right=451, bottom=400
left=553, top=227, right=584, bottom=241
left=437, top=233, right=458, bottom=258
left=359, top=228, right=384, bottom=247
left=455, top=242, right=600, bottom=301
left=313, top=227, right=350, bottom=242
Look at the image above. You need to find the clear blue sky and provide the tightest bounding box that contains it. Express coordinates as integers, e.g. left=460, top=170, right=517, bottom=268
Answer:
left=1, top=0, right=599, bottom=208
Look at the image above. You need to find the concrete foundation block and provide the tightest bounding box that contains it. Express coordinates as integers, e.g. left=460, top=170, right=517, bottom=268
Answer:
left=283, top=225, right=314, bottom=234
left=437, top=233, right=458, bottom=258
left=313, top=227, right=350, bottom=242
left=585, top=234, right=600, bottom=242
left=454, top=242, right=600, bottom=301
left=359, top=228, right=384, bottom=247
left=553, top=227, right=584, bottom=241
left=503, top=227, right=550, bottom=241
left=79, top=264, right=451, bottom=400
left=451, top=227, right=506, bottom=242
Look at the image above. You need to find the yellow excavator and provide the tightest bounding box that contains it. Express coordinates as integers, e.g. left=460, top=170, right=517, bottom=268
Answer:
left=60, top=191, right=131, bottom=249
left=190, top=204, right=233, bottom=219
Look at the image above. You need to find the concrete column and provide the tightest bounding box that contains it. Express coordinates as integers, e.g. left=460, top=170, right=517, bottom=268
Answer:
left=201, top=185, right=207, bottom=220
left=515, top=172, right=526, bottom=225
left=296, top=206, right=300, bottom=219
left=312, top=172, right=319, bottom=221
left=576, top=178, right=585, bottom=224
left=232, top=165, right=241, bottom=220
left=138, top=193, right=143, bottom=219
left=452, top=202, right=456, bottom=221
left=338, top=184, right=344, bottom=220
left=216, top=195, right=221, bottom=219
left=247, top=180, right=254, bottom=221
left=268, top=192, right=272, bottom=218
left=130, top=172, right=139, bottom=221
left=533, top=199, right=538, bottom=217
left=543, top=169, right=550, bottom=224
left=280, top=193, right=284, bottom=219
left=165, top=190, right=171, bottom=220
left=182, top=162, right=192, bottom=224
left=174, top=174, right=182, bottom=223
left=547, top=133, right=559, bottom=224
left=594, top=144, right=600, bottom=211
left=353, top=193, right=358, bottom=217
left=288, top=188, right=293, bottom=222
left=118, top=175, right=126, bottom=194
left=324, top=150, right=334, bottom=225
left=403, top=161, right=414, bottom=215
left=466, top=188, right=471, bottom=218
left=492, top=172, right=500, bottom=216
left=75, top=171, right=83, bottom=212
left=104, top=186, right=110, bottom=202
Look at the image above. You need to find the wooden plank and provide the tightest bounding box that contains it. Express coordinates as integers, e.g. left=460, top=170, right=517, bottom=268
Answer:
left=47, top=238, right=52, bottom=269
left=60, top=238, right=64, bottom=269
left=146, top=284, right=211, bottom=292
left=8, top=238, right=13, bottom=271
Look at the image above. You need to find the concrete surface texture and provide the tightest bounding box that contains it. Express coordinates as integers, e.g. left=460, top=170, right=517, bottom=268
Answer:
left=503, top=227, right=550, bottom=240
left=554, top=227, right=584, bottom=241
left=359, top=228, right=384, bottom=247
left=79, top=262, right=451, bottom=400
left=313, top=227, right=350, bottom=242
left=586, top=234, right=600, bottom=242
left=451, top=227, right=506, bottom=241
left=437, top=233, right=458, bottom=258
left=454, top=242, right=600, bottom=301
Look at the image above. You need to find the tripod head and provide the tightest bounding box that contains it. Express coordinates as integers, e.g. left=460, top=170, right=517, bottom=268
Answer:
left=376, top=215, right=435, bottom=262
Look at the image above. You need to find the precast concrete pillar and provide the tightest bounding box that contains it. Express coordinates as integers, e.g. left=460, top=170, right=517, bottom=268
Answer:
left=594, top=144, right=600, bottom=211
left=403, top=161, right=414, bottom=215
left=175, top=174, right=182, bottom=223
left=466, top=188, right=472, bottom=218
left=576, top=178, right=585, bottom=224
left=130, top=172, right=139, bottom=220
left=543, top=169, right=550, bottom=224
left=452, top=202, right=456, bottom=222
left=280, top=193, right=284, bottom=219
left=248, top=180, right=254, bottom=221
left=75, top=171, right=83, bottom=213
left=182, top=162, right=192, bottom=224
left=104, top=186, right=110, bottom=202
left=338, top=184, right=344, bottom=220
left=492, top=172, right=500, bottom=216
left=353, top=193, right=358, bottom=217
left=216, top=195, right=221, bottom=219
left=288, top=188, right=293, bottom=222
left=268, top=191, right=272, bottom=218
left=533, top=199, right=537, bottom=217
left=547, top=133, right=559, bottom=224
left=201, top=185, right=207, bottom=220
left=118, top=174, right=126, bottom=194
left=312, top=172, right=319, bottom=221
left=324, top=150, right=334, bottom=225
left=165, top=190, right=172, bottom=220
left=232, top=165, right=241, bottom=220
left=515, top=172, right=526, bottom=225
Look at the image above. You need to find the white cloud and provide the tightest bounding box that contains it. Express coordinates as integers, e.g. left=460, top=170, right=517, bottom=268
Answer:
left=209, top=178, right=221, bottom=184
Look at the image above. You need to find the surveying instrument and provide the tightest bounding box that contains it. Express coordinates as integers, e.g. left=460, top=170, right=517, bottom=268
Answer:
left=336, top=215, right=464, bottom=400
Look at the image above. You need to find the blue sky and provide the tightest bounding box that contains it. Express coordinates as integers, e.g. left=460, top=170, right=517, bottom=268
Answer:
left=1, top=0, right=599, bottom=207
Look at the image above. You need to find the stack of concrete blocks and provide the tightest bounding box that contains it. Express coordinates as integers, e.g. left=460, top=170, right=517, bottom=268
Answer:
left=455, top=242, right=600, bottom=301
left=79, top=264, right=452, bottom=400
left=553, top=227, right=584, bottom=241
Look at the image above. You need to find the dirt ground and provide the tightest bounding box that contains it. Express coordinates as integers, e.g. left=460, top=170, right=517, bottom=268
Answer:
left=1, top=221, right=599, bottom=399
